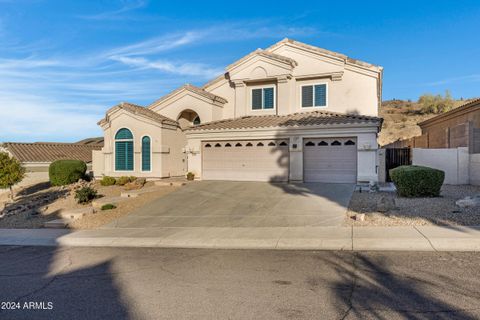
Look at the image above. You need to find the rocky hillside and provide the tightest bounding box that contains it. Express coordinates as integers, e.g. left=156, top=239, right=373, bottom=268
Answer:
left=378, top=98, right=475, bottom=146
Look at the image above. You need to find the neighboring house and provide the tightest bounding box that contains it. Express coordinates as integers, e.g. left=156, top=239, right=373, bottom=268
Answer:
left=94, top=38, right=383, bottom=183
left=0, top=141, right=103, bottom=188
left=416, top=98, right=480, bottom=152
left=388, top=99, right=480, bottom=185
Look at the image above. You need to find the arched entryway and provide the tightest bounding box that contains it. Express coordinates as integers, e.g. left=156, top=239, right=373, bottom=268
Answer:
left=177, top=110, right=201, bottom=129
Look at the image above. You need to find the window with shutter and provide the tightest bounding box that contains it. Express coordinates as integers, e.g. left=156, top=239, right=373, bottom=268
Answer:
left=252, top=89, right=262, bottom=110
left=142, top=136, right=151, bottom=171
left=302, top=86, right=313, bottom=107
left=263, top=88, right=274, bottom=109
left=302, top=83, right=327, bottom=107
left=115, top=128, right=134, bottom=171
left=314, top=84, right=327, bottom=106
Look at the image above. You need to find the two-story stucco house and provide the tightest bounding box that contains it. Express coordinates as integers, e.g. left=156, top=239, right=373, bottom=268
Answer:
left=93, top=39, right=383, bottom=183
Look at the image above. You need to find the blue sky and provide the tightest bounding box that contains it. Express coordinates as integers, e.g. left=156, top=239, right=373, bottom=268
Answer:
left=1, top=0, right=479, bottom=142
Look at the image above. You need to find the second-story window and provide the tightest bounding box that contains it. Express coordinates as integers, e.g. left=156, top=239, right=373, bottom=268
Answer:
left=252, top=87, right=275, bottom=110
left=302, top=83, right=327, bottom=108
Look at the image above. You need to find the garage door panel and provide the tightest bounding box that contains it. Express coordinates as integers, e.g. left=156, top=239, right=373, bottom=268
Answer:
left=304, top=138, right=357, bottom=183
left=202, top=140, right=289, bottom=182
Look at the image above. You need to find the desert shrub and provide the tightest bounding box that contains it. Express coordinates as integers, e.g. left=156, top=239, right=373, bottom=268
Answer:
left=116, top=176, right=136, bottom=186
left=0, top=152, right=26, bottom=199
left=75, top=186, right=98, bottom=204
left=101, top=203, right=117, bottom=210
left=186, top=172, right=195, bottom=181
left=49, top=160, right=87, bottom=186
left=418, top=91, right=454, bottom=114
left=390, top=165, right=445, bottom=197
left=100, top=176, right=116, bottom=186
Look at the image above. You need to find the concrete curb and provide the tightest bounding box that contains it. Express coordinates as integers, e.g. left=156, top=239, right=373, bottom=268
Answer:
left=0, top=226, right=480, bottom=251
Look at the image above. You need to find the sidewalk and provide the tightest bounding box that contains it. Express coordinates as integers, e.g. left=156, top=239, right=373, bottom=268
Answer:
left=0, top=226, right=480, bottom=251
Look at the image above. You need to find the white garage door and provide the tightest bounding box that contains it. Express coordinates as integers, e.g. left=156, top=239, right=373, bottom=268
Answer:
left=303, top=138, right=357, bottom=183
left=202, top=140, right=289, bottom=182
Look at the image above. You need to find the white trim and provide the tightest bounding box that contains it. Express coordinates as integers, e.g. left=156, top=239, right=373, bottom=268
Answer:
left=141, top=135, right=153, bottom=173
left=300, top=82, right=328, bottom=109
left=249, top=84, right=276, bottom=111
left=114, top=127, right=135, bottom=173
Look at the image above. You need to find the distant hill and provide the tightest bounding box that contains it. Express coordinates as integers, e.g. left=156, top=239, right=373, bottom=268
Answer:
left=378, top=98, right=477, bottom=146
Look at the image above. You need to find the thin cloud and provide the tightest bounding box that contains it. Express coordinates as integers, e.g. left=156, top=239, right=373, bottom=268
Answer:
left=110, top=55, right=223, bottom=78
left=105, top=31, right=201, bottom=57
left=425, top=74, right=480, bottom=86
left=79, top=0, right=148, bottom=20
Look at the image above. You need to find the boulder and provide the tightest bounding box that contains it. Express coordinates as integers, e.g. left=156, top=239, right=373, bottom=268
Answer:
left=456, top=195, right=480, bottom=208
left=376, top=195, right=396, bottom=213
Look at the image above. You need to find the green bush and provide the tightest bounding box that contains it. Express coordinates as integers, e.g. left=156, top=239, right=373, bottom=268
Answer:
left=418, top=90, right=454, bottom=114
left=49, top=160, right=87, bottom=186
left=0, top=152, right=25, bottom=199
left=100, top=176, right=116, bottom=186
left=75, top=186, right=98, bottom=204
left=101, top=203, right=117, bottom=210
left=390, top=165, right=445, bottom=197
left=116, top=176, right=136, bottom=186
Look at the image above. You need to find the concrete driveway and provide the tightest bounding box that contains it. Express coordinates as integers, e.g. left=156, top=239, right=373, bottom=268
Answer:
left=105, top=181, right=354, bottom=229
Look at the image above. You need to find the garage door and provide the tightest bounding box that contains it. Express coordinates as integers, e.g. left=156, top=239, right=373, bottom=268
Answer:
left=303, top=138, right=357, bottom=183
left=202, top=140, right=289, bottom=182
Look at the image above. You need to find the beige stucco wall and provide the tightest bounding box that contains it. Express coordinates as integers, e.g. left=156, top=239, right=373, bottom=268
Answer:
left=412, top=147, right=470, bottom=185
left=96, top=110, right=186, bottom=178
left=469, top=153, right=480, bottom=186
left=202, top=43, right=380, bottom=119
left=150, top=91, right=223, bottom=124
left=185, top=125, right=379, bottom=183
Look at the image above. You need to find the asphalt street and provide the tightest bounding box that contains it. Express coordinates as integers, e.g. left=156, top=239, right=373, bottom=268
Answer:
left=0, top=246, right=479, bottom=320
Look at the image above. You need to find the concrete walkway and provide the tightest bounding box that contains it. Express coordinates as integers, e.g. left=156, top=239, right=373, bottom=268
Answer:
left=0, top=225, right=479, bottom=251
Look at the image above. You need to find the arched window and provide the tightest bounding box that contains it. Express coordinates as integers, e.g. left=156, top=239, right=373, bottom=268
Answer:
left=142, top=136, right=151, bottom=171
left=225, top=143, right=232, bottom=147
left=331, top=140, right=341, bottom=146
left=246, top=142, right=253, bottom=147
left=235, top=143, right=242, bottom=147
left=279, top=141, right=288, bottom=146
left=193, top=116, right=201, bottom=126
left=318, top=141, right=328, bottom=146
left=268, top=142, right=276, bottom=146
left=345, top=140, right=356, bottom=145
left=305, top=141, right=315, bottom=147
left=115, top=128, right=133, bottom=171
left=257, top=142, right=264, bottom=147
left=215, top=143, right=222, bottom=147
left=205, top=143, right=212, bottom=148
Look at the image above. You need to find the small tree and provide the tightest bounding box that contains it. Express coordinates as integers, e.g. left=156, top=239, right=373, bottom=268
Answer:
left=0, top=152, right=25, bottom=199
left=418, top=90, right=454, bottom=114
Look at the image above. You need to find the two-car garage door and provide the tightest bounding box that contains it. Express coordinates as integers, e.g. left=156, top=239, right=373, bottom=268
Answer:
left=303, top=138, right=357, bottom=183
left=202, top=140, right=289, bottom=182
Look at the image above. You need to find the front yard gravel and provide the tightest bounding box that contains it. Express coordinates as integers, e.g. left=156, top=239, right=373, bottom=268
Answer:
left=346, top=185, right=480, bottom=226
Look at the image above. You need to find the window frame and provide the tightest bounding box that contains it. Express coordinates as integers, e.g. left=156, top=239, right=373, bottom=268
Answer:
left=114, top=127, right=135, bottom=172
left=300, top=82, right=328, bottom=108
left=141, top=135, right=152, bottom=172
left=250, top=85, right=276, bottom=111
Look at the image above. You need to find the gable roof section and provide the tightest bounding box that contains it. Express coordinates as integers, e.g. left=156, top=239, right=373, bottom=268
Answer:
left=225, top=49, right=298, bottom=72
left=418, top=98, right=480, bottom=127
left=1, top=142, right=102, bottom=163
left=148, top=84, right=227, bottom=109
left=98, top=102, right=178, bottom=126
left=266, top=38, right=382, bottom=72
left=186, top=110, right=381, bottom=132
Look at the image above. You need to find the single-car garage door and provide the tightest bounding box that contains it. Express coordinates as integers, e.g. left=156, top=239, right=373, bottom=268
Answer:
left=303, top=138, right=357, bottom=183
left=202, top=140, right=289, bottom=182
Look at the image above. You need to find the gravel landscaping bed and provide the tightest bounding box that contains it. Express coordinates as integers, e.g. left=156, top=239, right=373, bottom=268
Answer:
left=0, top=181, right=178, bottom=229
left=346, top=185, right=480, bottom=226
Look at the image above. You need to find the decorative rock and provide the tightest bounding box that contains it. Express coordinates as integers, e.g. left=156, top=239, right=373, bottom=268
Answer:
left=456, top=195, right=480, bottom=208
left=355, top=213, right=366, bottom=221
left=376, top=196, right=396, bottom=213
